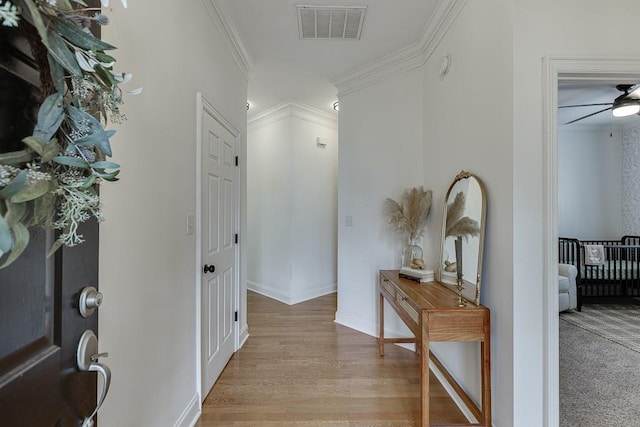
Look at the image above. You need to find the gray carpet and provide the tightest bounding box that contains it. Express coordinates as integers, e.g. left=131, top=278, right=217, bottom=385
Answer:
left=560, top=307, right=640, bottom=427
left=561, top=304, right=640, bottom=353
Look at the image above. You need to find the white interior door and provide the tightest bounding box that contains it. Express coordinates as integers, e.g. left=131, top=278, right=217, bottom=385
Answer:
left=200, top=99, right=238, bottom=399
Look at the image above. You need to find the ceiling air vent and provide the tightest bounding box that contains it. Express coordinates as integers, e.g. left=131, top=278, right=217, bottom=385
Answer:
left=296, top=5, right=367, bottom=40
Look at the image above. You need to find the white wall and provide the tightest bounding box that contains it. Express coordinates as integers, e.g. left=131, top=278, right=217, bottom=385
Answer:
left=99, top=1, right=248, bottom=426
left=335, top=67, right=424, bottom=343
left=336, top=4, right=515, bottom=418
left=422, top=0, right=514, bottom=423
left=622, top=126, right=640, bottom=235
left=247, top=115, right=293, bottom=301
left=513, top=0, right=640, bottom=425
left=558, top=128, right=622, bottom=240
left=290, top=115, right=338, bottom=302
left=333, top=1, right=514, bottom=422
left=247, top=103, right=338, bottom=304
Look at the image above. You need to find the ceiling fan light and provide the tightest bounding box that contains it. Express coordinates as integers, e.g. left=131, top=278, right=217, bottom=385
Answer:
left=612, top=99, right=640, bottom=117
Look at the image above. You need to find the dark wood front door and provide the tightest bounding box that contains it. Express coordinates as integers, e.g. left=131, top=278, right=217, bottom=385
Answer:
left=0, top=221, right=99, bottom=426
left=0, top=3, right=102, bottom=423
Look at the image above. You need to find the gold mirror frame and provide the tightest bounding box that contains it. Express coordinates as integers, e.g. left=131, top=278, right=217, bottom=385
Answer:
left=438, top=171, right=487, bottom=305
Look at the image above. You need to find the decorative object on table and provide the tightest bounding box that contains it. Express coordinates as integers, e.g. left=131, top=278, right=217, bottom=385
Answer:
left=399, top=266, right=435, bottom=282
left=444, top=260, right=457, bottom=272
left=384, top=186, right=432, bottom=273
left=0, top=0, right=138, bottom=268
left=438, top=171, right=487, bottom=305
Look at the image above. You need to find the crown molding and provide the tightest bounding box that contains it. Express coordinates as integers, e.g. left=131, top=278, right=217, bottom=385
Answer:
left=331, top=42, right=425, bottom=97
left=417, top=0, right=468, bottom=63
left=202, top=0, right=254, bottom=80
left=248, top=100, right=338, bottom=131
left=331, top=0, right=468, bottom=96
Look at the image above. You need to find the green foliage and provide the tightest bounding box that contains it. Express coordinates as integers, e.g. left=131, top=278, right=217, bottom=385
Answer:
left=67, top=106, right=115, bottom=156
left=46, top=27, right=83, bottom=75
left=0, top=0, right=137, bottom=268
left=51, top=16, right=116, bottom=51
left=52, top=156, right=90, bottom=168
left=33, top=93, right=64, bottom=141
left=23, top=136, right=61, bottom=163
left=11, top=180, right=50, bottom=203
left=0, top=222, right=29, bottom=269
left=0, top=170, right=28, bottom=199
left=0, top=215, right=11, bottom=253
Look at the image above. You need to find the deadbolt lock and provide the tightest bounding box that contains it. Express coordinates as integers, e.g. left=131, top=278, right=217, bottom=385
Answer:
left=79, top=286, right=103, bottom=318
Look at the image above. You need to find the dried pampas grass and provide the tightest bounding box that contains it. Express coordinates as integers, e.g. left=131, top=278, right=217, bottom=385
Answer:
left=384, top=186, right=432, bottom=241
left=446, top=191, right=480, bottom=240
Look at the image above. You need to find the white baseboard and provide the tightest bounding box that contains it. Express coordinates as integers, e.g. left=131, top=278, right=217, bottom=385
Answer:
left=174, top=393, right=201, bottom=427
left=247, top=281, right=290, bottom=304
left=238, top=323, right=249, bottom=349
left=290, top=283, right=337, bottom=305
left=248, top=280, right=337, bottom=305
left=428, top=360, right=477, bottom=424
left=334, top=310, right=379, bottom=337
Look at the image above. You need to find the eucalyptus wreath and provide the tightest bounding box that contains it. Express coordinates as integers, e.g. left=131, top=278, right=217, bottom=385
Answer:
left=0, top=0, right=137, bottom=268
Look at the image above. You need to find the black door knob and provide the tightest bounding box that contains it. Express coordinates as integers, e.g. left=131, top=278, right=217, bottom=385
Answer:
left=203, top=264, right=215, bottom=274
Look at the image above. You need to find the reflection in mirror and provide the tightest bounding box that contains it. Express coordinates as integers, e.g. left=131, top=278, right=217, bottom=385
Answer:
left=438, top=171, right=486, bottom=305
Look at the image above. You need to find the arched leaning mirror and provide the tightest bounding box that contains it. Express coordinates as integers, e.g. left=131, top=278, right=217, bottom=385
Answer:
left=438, top=171, right=487, bottom=305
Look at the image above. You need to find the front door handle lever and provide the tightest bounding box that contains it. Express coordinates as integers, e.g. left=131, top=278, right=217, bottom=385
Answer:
left=91, top=352, right=109, bottom=362
left=77, top=330, right=111, bottom=427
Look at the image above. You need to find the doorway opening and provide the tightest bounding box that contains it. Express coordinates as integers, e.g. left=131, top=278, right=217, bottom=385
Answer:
left=543, top=58, right=640, bottom=426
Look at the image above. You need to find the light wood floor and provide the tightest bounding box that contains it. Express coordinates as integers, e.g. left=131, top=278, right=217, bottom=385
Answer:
left=197, top=291, right=466, bottom=426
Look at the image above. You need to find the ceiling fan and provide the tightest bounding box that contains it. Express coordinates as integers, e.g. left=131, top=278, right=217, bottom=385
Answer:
left=559, top=84, right=640, bottom=124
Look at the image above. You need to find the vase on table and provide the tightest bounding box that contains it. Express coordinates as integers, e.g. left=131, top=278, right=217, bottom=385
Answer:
left=402, top=237, right=424, bottom=269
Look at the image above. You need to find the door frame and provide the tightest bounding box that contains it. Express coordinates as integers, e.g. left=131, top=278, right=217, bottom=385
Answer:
left=195, top=92, right=241, bottom=402
left=542, top=57, right=640, bottom=426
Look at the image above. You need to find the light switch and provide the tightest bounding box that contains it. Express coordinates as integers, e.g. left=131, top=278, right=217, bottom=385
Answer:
left=186, top=214, right=194, bottom=235
left=345, top=216, right=353, bottom=227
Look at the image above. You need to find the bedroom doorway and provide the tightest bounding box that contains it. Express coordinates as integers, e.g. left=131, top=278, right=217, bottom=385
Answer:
left=543, top=58, right=640, bottom=427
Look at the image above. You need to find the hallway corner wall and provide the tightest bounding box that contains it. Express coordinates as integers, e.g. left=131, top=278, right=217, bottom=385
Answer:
left=247, top=102, right=338, bottom=305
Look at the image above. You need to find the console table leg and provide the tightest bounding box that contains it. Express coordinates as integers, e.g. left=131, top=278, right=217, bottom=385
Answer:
left=379, top=293, right=385, bottom=356
left=481, top=319, right=492, bottom=426
left=421, top=317, right=430, bottom=426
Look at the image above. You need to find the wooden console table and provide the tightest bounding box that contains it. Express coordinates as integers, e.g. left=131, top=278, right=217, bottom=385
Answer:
left=378, top=270, right=491, bottom=426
